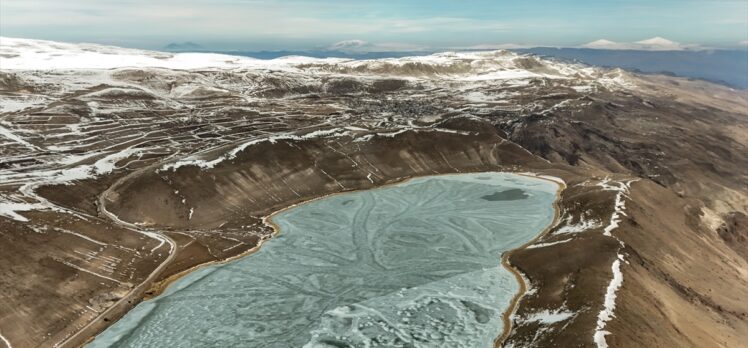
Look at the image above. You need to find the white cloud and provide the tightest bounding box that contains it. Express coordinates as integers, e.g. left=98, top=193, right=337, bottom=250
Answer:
left=328, top=39, right=368, bottom=51
left=0, top=1, right=511, bottom=42
left=371, top=42, right=429, bottom=52
left=327, top=39, right=427, bottom=52
left=738, top=40, right=748, bottom=46
left=581, top=39, right=632, bottom=50
left=326, top=39, right=537, bottom=53
left=581, top=37, right=700, bottom=51
left=452, top=43, right=534, bottom=50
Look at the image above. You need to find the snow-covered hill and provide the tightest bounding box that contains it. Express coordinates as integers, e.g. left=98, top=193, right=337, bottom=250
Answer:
left=0, top=37, right=636, bottom=221
left=1, top=37, right=607, bottom=82
left=0, top=37, right=339, bottom=70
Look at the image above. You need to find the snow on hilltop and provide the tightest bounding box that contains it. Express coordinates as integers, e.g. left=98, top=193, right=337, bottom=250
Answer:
left=0, top=37, right=340, bottom=70
left=0, top=37, right=615, bottom=83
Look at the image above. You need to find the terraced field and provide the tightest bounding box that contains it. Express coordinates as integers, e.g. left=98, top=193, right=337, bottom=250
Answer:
left=1, top=38, right=747, bottom=348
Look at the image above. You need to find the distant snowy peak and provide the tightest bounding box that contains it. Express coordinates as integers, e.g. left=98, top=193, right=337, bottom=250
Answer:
left=634, top=37, right=682, bottom=50
left=635, top=37, right=675, bottom=46
left=581, top=37, right=691, bottom=51
left=582, top=39, right=625, bottom=50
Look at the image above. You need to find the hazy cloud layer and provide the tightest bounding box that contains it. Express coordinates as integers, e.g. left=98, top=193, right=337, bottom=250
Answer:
left=581, top=37, right=702, bottom=51
left=1, top=0, right=747, bottom=50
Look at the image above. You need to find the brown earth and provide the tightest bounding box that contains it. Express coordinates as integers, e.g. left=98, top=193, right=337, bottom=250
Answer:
left=0, top=63, right=746, bottom=348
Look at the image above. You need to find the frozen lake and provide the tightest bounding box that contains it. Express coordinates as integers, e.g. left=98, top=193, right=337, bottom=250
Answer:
left=88, top=173, right=558, bottom=348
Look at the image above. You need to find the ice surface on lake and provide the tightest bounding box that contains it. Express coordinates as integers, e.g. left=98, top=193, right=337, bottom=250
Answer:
left=88, top=173, right=557, bottom=348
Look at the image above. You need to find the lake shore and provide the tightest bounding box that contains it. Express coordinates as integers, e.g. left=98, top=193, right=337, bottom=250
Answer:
left=494, top=174, right=565, bottom=347
left=82, top=171, right=562, bottom=347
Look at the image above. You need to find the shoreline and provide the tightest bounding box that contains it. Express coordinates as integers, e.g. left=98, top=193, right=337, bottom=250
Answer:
left=494, top=173, right=565, bottom=347
left=143, top=238, right=267, bottom=300
left=81, top=170, right=564, bottom=347
left=54, top=155, right=184, bottom=348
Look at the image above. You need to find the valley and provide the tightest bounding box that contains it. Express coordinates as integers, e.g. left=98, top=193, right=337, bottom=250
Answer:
left=0, top=38, right=746, bottom=348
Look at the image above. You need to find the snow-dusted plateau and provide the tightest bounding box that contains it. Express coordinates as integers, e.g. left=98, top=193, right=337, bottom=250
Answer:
left=0, top=37, right=747, bottom=348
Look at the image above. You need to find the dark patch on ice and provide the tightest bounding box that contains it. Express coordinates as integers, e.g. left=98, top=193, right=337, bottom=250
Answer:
left=317, top=338, right=354, bottom=348
left=341, top=199, right=354, bottom=205
left=481, top=189, right=529, bottom=201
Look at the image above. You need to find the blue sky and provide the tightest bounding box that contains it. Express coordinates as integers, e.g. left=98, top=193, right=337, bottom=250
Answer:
left=1, top=0, right=747, bottom=50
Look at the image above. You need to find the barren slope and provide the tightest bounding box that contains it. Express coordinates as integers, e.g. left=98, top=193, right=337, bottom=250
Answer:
left=0, top=38, right=746, bottom=348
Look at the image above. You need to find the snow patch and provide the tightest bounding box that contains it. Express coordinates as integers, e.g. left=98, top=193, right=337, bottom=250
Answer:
left=594, top=254, right=625, bottom=348
left=597, top=178, right=636, bottom=237
left=0, top=198, right=44, bottom=222
left=518, top=172, right=566, bottom=186
left=0, top=147, right=147, bottom=220
left=54, top=227, right=107, bottom=246
left=457, top=69, right=541, bottom=81
left=160, top=128, right=351, bottom=171
left=161, top=127, right=471, bottom=172
left=526, top=238, right=573, bottom=249
left=598, top=69, right=636, bottom=91
left=0, top=331, right=12, bottom=348
left=522, top=308, right=575, bottom=325
left=0, top=94, right=50, bottom=113
left=0, top=124, right=37, bottom=150
left=571, top=85, right=594, bottom=93
left=591, top=178, right=635, bottom=347
left=555, top=213, right=602, bottom=234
